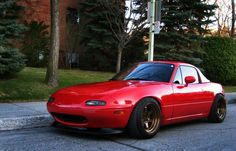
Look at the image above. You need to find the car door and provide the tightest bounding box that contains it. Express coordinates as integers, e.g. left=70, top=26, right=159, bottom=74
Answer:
left=172, top=66, right=207, bottom=119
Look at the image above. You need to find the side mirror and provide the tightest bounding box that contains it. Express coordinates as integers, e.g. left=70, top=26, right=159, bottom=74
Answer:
left=185, top=76, right=196, bottom=85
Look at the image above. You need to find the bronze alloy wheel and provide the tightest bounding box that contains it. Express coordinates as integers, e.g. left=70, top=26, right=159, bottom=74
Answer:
left=127, top=98, right=161, bottom=138
left=217, top=101, right=226, bottom=120
left=208, top=94, right=227, bottom=123
left=142, top=103, right=160, bottom=134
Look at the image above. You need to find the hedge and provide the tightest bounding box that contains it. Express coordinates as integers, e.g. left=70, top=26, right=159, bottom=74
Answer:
left=202, top=37, right=236, bottom=85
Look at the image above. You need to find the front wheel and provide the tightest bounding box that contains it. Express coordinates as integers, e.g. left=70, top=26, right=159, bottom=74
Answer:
left=208, top=94, right=227, bottom=123
left=127, top=98, right=161, bottom=139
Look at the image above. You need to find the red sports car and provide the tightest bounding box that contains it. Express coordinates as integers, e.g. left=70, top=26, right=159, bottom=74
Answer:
left=47, top=61, right=227, bottom=138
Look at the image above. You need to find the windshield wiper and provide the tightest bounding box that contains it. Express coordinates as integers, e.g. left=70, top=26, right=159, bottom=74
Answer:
left=125, top=78, right=148, bottom=81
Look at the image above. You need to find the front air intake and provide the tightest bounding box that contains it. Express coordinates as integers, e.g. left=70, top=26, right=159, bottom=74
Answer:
left=53, top=113, right=87, bottom=124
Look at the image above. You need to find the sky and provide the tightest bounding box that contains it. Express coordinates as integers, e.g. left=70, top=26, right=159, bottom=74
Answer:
left=207, top=0, right=232, bottom=30
left=125, top=0, right=232, bottom=31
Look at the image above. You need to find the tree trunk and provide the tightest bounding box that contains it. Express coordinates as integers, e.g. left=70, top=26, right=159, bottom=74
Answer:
left=116, top=45, right=123, bottom=73
left=231, top=0, right=235, bottom=37
left=45, top=0, right=60, bottom=87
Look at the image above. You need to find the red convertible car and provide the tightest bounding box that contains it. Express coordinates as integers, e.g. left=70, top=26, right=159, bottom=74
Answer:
left=47, top=61, right=227, bottom=138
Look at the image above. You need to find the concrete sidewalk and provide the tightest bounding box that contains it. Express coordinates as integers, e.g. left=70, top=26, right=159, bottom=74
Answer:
left=0, top=102, right=53, bottom=131
left=0, top=93, right=235, bottom=131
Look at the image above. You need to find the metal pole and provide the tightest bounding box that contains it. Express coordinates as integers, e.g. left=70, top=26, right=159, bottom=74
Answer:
left=148, top=0, right=156, bottom=61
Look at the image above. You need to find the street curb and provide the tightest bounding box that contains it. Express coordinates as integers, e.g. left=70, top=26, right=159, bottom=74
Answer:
left=228, top=99, right=236, bottom=104
left=225, top=93, right=236, bottom=104
left=0, top=114, right=53, bottom=131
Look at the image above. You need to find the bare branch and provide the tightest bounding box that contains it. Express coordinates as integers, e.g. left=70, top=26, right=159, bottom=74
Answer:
left=99, top=0, right=147, bottom=72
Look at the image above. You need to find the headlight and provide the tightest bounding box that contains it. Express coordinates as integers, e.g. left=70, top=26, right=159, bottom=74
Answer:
left=48, top=97, right=55, bottom=102
left=85, top=100, right=106, bottom=106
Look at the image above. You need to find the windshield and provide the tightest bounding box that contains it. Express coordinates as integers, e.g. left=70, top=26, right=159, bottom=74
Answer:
left=112, top=63, right=175, bottom=82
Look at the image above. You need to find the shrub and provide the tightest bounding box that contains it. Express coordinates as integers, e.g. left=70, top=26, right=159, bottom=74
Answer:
left=0, top=46, right=25, bottom=77
left=202, top=37, right=236, bottom=85
left=21, top=21, right=49, bottom=67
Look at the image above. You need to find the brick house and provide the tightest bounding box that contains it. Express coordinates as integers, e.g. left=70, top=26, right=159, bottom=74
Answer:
left=17, top=0, right=81, bottom=67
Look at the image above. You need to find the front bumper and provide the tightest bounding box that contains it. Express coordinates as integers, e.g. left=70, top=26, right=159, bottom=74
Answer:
left=47, top=102, right=132, bottom=128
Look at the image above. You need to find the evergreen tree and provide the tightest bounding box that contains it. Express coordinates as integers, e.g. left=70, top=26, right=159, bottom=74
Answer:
left=122, top=31, right=147, bottom=68
left=0, top=47, right=25, bottom=76
left=78, top=0, right=117, bottom=71
left=0, top=0, right=26, bottom=76
left=155, top=0, right=217, bottom=66
left=0, top=0, right=26, bottom=46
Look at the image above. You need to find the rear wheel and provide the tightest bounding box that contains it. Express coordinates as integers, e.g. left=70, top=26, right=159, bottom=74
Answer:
left=208, top=94, right=227, bottom=123
left=127, top=98, right=161, bottom=139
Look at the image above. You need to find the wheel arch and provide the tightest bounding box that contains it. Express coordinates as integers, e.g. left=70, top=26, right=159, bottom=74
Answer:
left=125, top=96, right=163, bottom=128
left=208, top=92, right=227, bottom=123
left=210, top=93, right=225, bottom=107
left=134, top=96, right=162, bottom=111
left=208, top=93, right=226, bottom=115
left=126, top=96, right=162, bottom=138
left=214, top=93, right=226, bottom=103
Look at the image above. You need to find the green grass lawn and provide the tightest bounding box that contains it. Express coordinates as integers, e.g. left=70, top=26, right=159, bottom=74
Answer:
left=224, top=86, right=236, bottom=93
left=0, top=67, right=114, bottom=102
left=0, top=67, right=235, bottom=102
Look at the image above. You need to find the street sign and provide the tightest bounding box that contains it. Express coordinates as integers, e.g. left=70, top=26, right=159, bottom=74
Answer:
left=155, top=0, right=161, bottom=22
left=147, top=0, right=161, bottom=23
left=148, top=2, right=151, bottom=22
left=154, top=21, right=161, bottom=34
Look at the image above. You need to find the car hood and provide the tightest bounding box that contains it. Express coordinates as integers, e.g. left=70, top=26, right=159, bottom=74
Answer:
left=51, top=80, right=169, bottom=106
left=62, top=80, right=164, bottom=95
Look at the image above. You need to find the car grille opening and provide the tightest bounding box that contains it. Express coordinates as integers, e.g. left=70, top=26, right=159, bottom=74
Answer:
left=53, top=113, right=87, bottom=124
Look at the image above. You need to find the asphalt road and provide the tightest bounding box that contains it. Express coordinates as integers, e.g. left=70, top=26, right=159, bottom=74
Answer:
left=0, top=104, right=236, bottom=151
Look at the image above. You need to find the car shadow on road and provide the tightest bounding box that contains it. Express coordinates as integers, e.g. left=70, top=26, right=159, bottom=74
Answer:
left=50, top=119, right=210, bottom=140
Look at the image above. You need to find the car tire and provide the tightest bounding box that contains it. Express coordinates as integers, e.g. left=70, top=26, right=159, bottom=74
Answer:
left=208, top=94, right=227, bottom=123
left=127, top=98, right=161, bottom=139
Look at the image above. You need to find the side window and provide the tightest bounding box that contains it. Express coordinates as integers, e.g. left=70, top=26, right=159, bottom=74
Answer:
left=173, top=68, right=183, bottom=84
left=198, top=69, right=210, bottom=83
left=181, top=66, right=199, bottom=84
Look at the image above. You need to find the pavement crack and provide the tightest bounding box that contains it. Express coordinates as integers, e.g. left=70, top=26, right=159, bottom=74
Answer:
left=108, top=139, right=147, bottom=151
